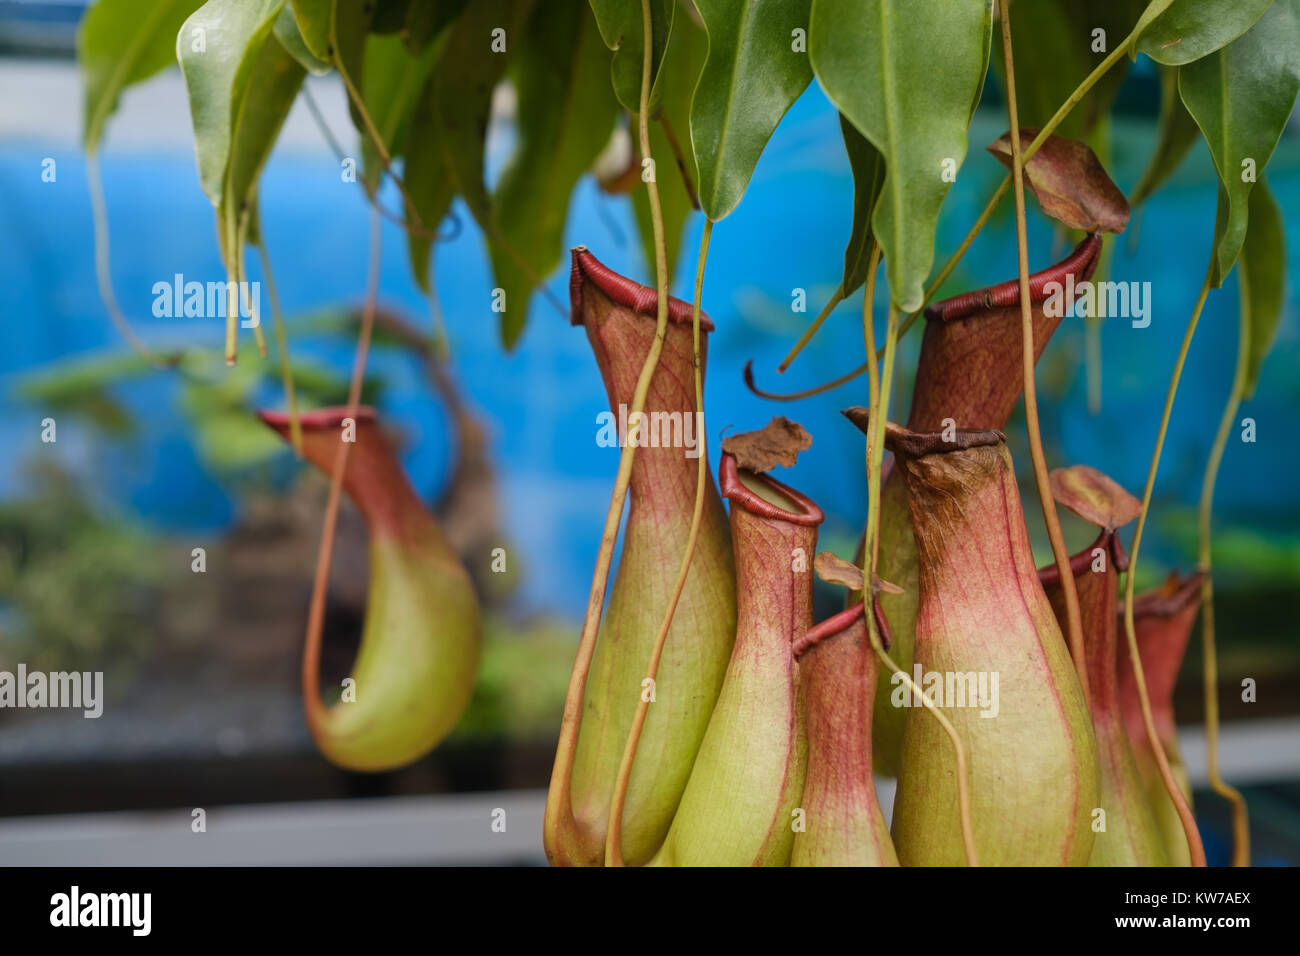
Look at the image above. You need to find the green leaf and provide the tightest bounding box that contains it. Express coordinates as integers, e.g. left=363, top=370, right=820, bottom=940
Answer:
left=359, top=33, right=444, bottom=197
left=1136, top=0, right=1272, bottom=65
left=178, top=0, right=286, bottom=205
left=405, top=0, right=526, bottom=292
left=1179, top=0, right=1300, bottom=284
left=691, top=0, right=813, bottom=222
left=225, top=35, right=305, bottom=230
left=489, top=0, right=620, bottom=347
left=273, top=3, right=331, bottom=74
left=1240, top=177, right=1286, bottom=397
left=810, top=0, right=992, bottom=312
left=589, top=0, right=674, bottom=116
left=289, top=0, right=332, bottom=61
left=405, top=0, right=470, bottom=53
left=631, top=3, right=709, bottom=281
left=1129, top=65, right=1200, bottom=207
left=837, top=115, right=884, bottom=298
left=78, top=0, right=205, bottom=153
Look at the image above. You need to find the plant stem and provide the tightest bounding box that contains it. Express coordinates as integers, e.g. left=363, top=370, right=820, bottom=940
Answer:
left=301, top=206, right=382, bottom=738
left=544, top=0, right=674, bottom=863
left=85, top=153, right=182, bottom=370
left=300, top=83, right=444, bottom=241
left=330, top=42, right=426, bottom=234
left=1000, top=7, right=1091, bottom=709
left=1121, top=263, right=1213, bottom=868
left=777, top=290, right=845, bottom=372
left=606, top=218, right=713, bottom=867
left=257, top=239, right=303, bottom=456
left=1196, top=309, right=1251, bottom=866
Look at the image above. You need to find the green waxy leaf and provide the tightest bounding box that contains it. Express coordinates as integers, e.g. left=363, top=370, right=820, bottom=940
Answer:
left=589, top=0, right=674, bottom=116
left=691, top=0, right=813, bottom=222
left=631, top=3, right=709, bottom=282
left=405, top=0, right=470, bottom=53
left=360, top=32, right=444, bottom=197
left=289, top=0, right=332, bottom=61
left=79, top=0, right=205, bottom=153
left=224, top=33, right=305, bottom=240
left=1137, top=0, right=1272, bottom=66
left=810, top=0, right=992, bottom=312
left=1129, top=65, right=1201, bottom=207
left=837, top=116, right=884, bottom=298
left=1179, top=0, right=1300, bottom=284
left=489, top=0, right=619, bottom=347
left=405, top=0, right=525, bottom=292
left=178, top=0, right=286, bottom=205
left=273, top=3, right=331, bottom=74
left=1240, top=177, right=1286, bottom=398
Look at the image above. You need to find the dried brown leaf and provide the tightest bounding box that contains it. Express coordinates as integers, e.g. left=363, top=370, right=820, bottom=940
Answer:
left=722, top=416, right=812, bottom=472
left=988, top=128, right=1130, bottom=234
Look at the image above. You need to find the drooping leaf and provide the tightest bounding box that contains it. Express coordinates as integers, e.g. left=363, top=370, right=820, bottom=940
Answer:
left=837, top=115, right=884, bottom=298
left=1179, top=0, right=1300, bottom=284
left=288, top=0, right=332, bottom=61
left=631, top=2, right=709, bottom=281
left=987, top=129, right=1130, bottom=234
left=178, top=0, right=287, bottom=205
left=1136, top=0, right=1272, bottom=66
left=405, top=0, right=526, bottom=292
left=273, top=2, right=331, bottom=74
left=489, top=0, right=620, bottom=347
left=359, top=32, right=444, bottom=196
left=589, top=0, right=675, bottom=116
left=224, top=34, right=305, bottom=234
left=691, top=0, right=813, bottom=222
left=1129, top=65, right=1201, bottom=207
left=79, top=0, right=205, bottom=153
left=810, top=0, right=992, bottom=312
left=405, top=0, right=470, bottom=53
left=1240, top=177, right=1286, bottom=398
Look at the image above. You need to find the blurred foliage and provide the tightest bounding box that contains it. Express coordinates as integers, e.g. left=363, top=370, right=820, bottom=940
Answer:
left=12, top=344, right=385, bottom=479
left=0, top=461, right=170, bottom=672
left=450, top=614, right=573, bottom=744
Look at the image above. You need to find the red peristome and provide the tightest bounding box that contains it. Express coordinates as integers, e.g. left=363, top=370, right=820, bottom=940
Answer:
left=924, top=232, right=1103, bottom=321
left=719, top=453, right=824, bottom=527
left=569, top=246, right=713, bottom=330
left=795, top=601, right=865, bottom=658
left=259, top=405, right=431, bottom=543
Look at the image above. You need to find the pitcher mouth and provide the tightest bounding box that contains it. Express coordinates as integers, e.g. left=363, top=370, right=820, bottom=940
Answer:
left=842, top=412, right=1006, bottom=459
left=259, top=406, right=378, bottom=431
left=720, top=453, right=824, bottom=527
left=923, top=232, right=1103, bottom=322
left=569, top=246, right=715, bottom=331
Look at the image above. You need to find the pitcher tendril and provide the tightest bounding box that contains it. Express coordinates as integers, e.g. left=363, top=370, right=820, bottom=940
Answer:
left=544, top=0, right=676, bottom=864
left=1000, top=4, right=1091, bottom=708
left=1122, top=259, right=1213, bottom=869
left=1197, top=302, right=1252, bottom=867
